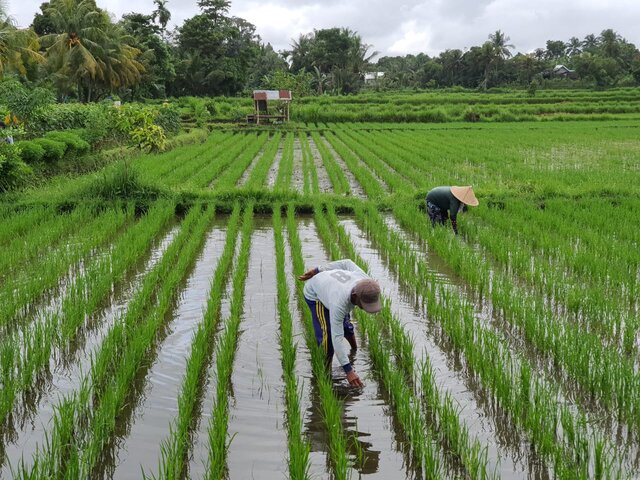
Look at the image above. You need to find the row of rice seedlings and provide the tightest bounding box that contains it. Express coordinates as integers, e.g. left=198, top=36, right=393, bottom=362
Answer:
left=314, top=204, right=451, bottom=478
left=133, top=132, right=227, bottom=182
left=204, top=204, right=254, bottom=480
left=154, top=203, right=242, bottom=479
left=0, top=206, right=52, bottom=246
left=244, top=132, right=283, bottom=188
left=274, top=133, right=295, bottom=191
left=0, top=201, right=176, bottom=430
left=211, top=133, right=270, bottom=189
left=272, top=205, right=311, bottom=479
left=309, top=132, right=350, bottom=195
left=285, top=204, right=350, bottom=479
left=0, top=205, right=95, bottom=282
left=0, top=205, right=133, bottom=336
left=466, top=202, right=638, bottom=352
left=351, top=201, right=620, bottom=476
left=74, top=205, right=217, bottom=478
left=477, top=199, right=639, bottom=308
left=184, top=133, right=258, bottom=189
left=134, top=133, right=233, bottom=185
left=322, top=132, right=387, bottom=198
left=395, top=203, right=640, bottom=438
left=339, top=129, right=424, bottom=189
left=299, top=132, right=319, bottom=195
left=16, top=204, right=213, bottom=479
left=351, top=130, right=439, bottom=189
left=326, top=203, right=497, bottom=479
left=330, top=129, right=407, bottom=193
left=156, top=133, right=238, bottom=187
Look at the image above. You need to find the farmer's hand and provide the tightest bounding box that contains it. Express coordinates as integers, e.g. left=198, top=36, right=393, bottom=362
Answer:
left=346, top=370, right=364, bottom=388
left=298, top=267, right=318, bottom=281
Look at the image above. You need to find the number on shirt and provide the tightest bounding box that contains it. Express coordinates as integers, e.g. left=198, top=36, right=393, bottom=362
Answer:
left=330, top=271, right=351, bottom=283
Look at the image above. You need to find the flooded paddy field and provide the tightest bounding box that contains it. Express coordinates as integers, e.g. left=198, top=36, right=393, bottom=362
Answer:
left=2, top=120, right=640, bottom=479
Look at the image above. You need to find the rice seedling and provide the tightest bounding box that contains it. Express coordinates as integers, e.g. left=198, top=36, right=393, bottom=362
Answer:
left=15, top=203, right=214, bottom=479
left=274, top=133, right=294, bottom=191
left=244, top=132, right=282, bottom=188
left=309, top=132, right=350, bottom=195
left=0, top=201, right=176, bottom=429
left=205, top=204, right=254, bottom=480
left=154, top=203, right=242, bottom=479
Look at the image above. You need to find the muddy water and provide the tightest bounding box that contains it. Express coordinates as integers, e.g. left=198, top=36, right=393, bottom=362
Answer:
left=307, top=136, right=333, bottom=193
left=110, top=224, right=228, bottom=479
left=297, top=218, right=417, bottom=480
left=0, top=223, right=181, bottom=477
left=225, top=222, right=290, bottom=478
left=292, top=136, right=305, bottom=193
left=340, top=218, right=525, bottom=479
left=266, top=141, right=284, bottom=188
left=188, top=233, right=241, bottom=478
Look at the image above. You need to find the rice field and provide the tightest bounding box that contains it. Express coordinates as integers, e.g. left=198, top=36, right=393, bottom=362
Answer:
left=1, top=119, right=640, bottom=479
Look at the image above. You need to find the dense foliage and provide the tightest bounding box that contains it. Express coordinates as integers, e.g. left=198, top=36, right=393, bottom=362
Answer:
left=0, top=0, right=638, bottom=102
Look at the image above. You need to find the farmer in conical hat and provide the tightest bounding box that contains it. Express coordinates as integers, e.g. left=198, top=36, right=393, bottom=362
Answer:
left=299, top=259, right=382, bottom=388
left=426, top=186, right=479, bottom=235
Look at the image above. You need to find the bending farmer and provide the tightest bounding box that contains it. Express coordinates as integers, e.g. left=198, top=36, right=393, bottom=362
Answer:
left=426, top=185, right=479, bottom=235
left=299, top=259, right=382, bottom=388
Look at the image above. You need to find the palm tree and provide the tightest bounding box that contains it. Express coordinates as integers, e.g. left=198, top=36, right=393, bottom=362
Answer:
left=41, top=0, right=143, bottom=101
left=152, top=0, right=171, bottom=33
left=582, top=34, right=598, bottom=52
left=481, top=31, right=513, bottom=90
left=565, top=37, right=582, bottom=56
left=489, top=30, right=514, bottom=60
left=41, top=0, right=109, bottom=99
left=0, top=5, right=44, bottom=77
left=599, top=29, right=621, bottom=58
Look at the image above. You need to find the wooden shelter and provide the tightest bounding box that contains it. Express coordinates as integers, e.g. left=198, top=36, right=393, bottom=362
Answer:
left=247, top=90, right=291, bottom=124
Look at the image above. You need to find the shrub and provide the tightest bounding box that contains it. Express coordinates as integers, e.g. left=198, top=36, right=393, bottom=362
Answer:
left=44, top=131, right=91, bottom=156
left=33, top=138, right=66, bottom=162
left=17, top=140, right=45, bottom=163
left=0, top=142, right=32, bottom=192
left=130, top=124, right=167, bottom=152
left=463, top=108, right=481, bottom=122
left=82, top=160, right=166, bottom=201
left=155, top=104, right=181, bottom=135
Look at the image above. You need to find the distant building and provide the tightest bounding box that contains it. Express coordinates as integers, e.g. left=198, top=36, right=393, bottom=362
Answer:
left=364, top=72, right=385, bottom=83
left=553, top=65, right=577, bottom=78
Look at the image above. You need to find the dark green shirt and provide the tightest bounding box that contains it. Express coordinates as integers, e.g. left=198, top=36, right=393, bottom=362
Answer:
left=426, top=186, right=462, bottom=221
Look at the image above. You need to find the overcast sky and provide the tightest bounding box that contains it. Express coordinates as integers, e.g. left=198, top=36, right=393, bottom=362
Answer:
left=8, top=0, right=640, bottom=59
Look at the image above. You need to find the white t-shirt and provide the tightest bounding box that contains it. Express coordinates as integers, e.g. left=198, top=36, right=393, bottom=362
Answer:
left=303, top=259, right=370, bottom=368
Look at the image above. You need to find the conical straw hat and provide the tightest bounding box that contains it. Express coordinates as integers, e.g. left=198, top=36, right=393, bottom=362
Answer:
left=451, top=186, right=479, bottom=206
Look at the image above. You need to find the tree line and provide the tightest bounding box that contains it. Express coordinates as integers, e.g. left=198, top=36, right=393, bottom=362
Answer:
left=0, top=0, right=638, bottom=102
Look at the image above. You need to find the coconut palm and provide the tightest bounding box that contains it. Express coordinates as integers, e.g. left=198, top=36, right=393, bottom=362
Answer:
left=599, top=29, right=621, bottom=58
left=582, top=34, right=598, bottom=52
left=0, top=5, right=43, bottom=77
left=41, top=0, right=143, bottom=100
left=152, top=0, right=171, bottom=33
left=489, top=30, right=514, bottom=60
left=565, top=37, right=582, bottom=56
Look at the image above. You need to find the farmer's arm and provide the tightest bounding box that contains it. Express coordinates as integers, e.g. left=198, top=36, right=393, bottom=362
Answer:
left=299, top=259, right=364, bottom=281
left=449, top=199, right=461, bottom=235
left=330, top=303, right=363, bottom=387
